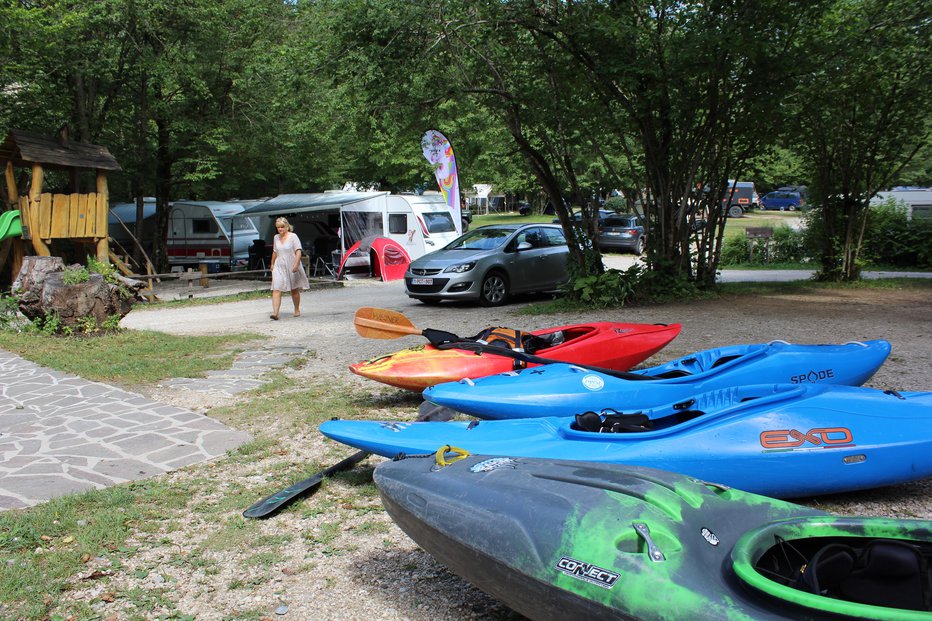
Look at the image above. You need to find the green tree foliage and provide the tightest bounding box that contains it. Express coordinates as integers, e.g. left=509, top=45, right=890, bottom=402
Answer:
left=2, top=0, right=928, bottom=280
left=791, top=0, right=932, bottom=281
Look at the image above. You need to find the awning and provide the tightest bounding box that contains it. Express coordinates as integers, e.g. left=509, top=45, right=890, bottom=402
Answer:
left=238, top=192, right=389, bottom=217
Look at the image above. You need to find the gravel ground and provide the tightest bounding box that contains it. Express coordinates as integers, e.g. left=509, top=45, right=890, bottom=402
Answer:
left=107, top=279, right=932, bottom=621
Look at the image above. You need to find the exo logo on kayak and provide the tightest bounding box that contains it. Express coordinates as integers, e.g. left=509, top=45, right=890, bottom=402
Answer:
left=760, top=427, right=854, bottom=449
left=556, top=556, right=619, bottom=589
left=789, top=368, right=835, bottom=383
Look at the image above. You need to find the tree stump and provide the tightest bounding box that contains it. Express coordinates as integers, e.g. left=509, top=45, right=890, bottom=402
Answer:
left=12, top=256, right=142, bottom=330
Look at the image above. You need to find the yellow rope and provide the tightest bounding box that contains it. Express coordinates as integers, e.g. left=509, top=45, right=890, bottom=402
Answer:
left=435, top=445, right=470, bottom=467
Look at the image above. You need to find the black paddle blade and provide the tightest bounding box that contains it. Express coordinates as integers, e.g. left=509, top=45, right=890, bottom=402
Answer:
left=242, top=450, right=370, bottom=519
left=417, top=399, right=456, bottom=422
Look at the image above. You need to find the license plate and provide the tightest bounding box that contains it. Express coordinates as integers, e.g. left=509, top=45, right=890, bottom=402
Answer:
left=411, top=278, right=433, bottom=285
left=605, top=231, right=621, bottom=236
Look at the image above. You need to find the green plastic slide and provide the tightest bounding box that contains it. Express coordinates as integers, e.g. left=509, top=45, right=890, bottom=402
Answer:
left=0, top=210, right=22, bottom=242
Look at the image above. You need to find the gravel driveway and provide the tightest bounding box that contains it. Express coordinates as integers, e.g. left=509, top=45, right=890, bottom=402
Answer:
left=114, top=277, right=932, bottom=621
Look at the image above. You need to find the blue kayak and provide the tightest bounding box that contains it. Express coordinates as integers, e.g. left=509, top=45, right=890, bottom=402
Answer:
left=320, top=383, right=932, bottom=498
left=422, top=339, right=892, bottom=419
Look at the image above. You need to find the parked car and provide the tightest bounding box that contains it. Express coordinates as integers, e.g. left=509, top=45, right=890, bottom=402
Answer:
left=552, top=209, right=616, bottom=223
left=597, top=214, right=645, bottom=254
left=404, top=224, right=570, bottom=306
left=760, top=190, right=805, bottom=211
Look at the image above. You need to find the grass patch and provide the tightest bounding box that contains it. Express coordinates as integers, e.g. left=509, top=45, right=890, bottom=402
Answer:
left=0, top=330, right=263, bottom=383
left=0, top=480, right=189, bottom=621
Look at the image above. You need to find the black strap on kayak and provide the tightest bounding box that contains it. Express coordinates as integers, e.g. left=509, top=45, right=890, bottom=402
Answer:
left=435, top=341, right=653, bottom=381
left=422, top=328, right=467, bottom=346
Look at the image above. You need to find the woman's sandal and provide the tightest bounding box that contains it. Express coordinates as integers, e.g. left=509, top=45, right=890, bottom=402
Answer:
left=270, top=314, right=279, bottom=320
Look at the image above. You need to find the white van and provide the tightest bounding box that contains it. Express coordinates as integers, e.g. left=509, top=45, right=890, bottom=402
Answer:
left=167, top=201, right=261, bottom=269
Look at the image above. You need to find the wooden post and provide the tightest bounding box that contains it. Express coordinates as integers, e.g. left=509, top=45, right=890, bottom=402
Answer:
left=95, top=170, right=109, bottom=262
left=27, top=163, right=50, bottom=256
left=4, top=161, right=17, bottom=209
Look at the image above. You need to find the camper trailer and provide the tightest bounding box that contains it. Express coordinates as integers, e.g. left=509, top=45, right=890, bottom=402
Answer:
left=239, top=191, right=460, bottom=280
left=871, top=189, right=932, bottom=220
left=108, top=199, right=262, bottom=270
left=168, top=201, right=261, bottom=269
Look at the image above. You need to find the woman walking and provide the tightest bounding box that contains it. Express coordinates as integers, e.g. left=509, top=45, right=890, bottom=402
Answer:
left=270, top=217, right=309, bottom=319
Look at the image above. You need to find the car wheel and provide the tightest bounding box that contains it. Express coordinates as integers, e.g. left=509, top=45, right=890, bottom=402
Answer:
left=728, top=205, right=744, bottom=218
left=787, top=205, right=796, bottom=212
left=633, top=237, right=645, bottom=256
left=479, top=271, right=509, bottom=307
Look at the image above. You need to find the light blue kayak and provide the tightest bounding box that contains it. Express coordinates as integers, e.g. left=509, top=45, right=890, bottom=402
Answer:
left=422, top=339, right=892, bottom=419
left=321, top=383, right=932, bottom=498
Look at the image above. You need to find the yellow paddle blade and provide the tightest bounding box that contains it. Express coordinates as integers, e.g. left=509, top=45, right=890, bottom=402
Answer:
left=354, top=307, right=422, bottom=339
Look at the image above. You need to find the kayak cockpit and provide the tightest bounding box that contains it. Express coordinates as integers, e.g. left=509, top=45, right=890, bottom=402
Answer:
left=732, top=516, right=932, bottom=620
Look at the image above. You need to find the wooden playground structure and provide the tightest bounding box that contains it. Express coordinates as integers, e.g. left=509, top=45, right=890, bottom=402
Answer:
left=0, top=128, right=120, bottom=284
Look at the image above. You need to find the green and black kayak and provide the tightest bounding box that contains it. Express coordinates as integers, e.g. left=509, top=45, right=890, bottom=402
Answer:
left=374, top=450, right=932, bottom=620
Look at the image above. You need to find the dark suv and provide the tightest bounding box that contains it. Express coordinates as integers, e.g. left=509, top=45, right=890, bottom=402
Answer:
left=597, top=214, right=645, bottom=255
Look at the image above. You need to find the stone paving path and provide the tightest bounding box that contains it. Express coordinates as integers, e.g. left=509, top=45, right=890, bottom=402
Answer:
left=0, top=345, right=306, bottom=511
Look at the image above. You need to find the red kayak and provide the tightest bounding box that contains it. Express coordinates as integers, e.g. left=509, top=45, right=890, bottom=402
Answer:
left=349, top=322, right=681, bottom=391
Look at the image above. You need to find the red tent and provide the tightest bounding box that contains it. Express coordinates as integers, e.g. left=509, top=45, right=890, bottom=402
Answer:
left=337, top=236, right=411, bottom=282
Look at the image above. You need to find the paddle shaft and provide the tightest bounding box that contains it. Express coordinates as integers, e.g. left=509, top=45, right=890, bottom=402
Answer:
left=436, top=341, right=652, bottom=381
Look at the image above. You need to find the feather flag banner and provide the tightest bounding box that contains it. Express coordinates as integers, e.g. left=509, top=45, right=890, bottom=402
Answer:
left=421, top=129, right=462, bottom=233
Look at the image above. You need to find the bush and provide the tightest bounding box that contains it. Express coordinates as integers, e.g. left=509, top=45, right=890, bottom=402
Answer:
left=720, top=226, right=810, bottom=266
left=603, top=196, right=628, bottom=212
left=862, top=200, right=932, bottom=268
left=570, top=265, right=642, bottom=308
left=0, top=294, right=25, bottom=332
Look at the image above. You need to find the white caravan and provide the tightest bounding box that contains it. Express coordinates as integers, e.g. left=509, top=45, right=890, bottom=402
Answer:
left=167, top=200, right=262, bottom=269
left=239, top=191, right=460, bottom=276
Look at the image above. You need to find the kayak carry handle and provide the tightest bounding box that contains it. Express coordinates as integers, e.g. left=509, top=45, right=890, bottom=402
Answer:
left=633, top=523, right=666, bottom=562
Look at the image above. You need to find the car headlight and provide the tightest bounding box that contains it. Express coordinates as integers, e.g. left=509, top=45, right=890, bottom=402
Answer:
left=443, top=262, right=476, bottom=274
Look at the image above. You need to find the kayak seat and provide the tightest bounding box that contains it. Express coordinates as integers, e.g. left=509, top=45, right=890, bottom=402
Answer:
left=651, top=369, right=693, bottom=379
left=839, top=540, right=929, bottom=610
left=644, top=353, right=744, bottom=379
left=710, top=354, right=743, bottom=368
left=573, top=410, right=652, bottom=433
left=797, top=540, right=930, bottom=611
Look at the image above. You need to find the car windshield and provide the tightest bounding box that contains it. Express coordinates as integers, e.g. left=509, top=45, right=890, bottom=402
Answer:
left=445, top=227, right=513, bottom=251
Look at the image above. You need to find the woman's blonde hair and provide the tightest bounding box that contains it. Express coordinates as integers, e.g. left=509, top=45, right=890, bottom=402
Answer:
left=275, top=217, right=293, bottom=232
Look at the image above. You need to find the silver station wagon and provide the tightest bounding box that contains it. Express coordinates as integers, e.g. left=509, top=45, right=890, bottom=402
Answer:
left=404, top=224, right=570, bottom=306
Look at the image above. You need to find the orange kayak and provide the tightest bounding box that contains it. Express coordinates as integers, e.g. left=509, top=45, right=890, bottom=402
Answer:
left=349, top=322, right=681, bottom=391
